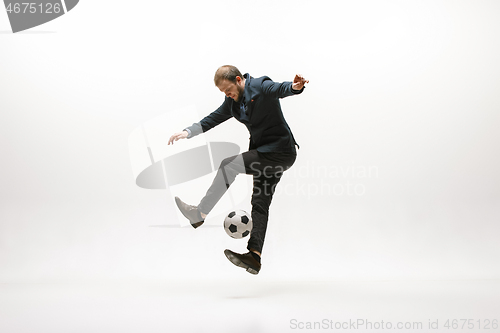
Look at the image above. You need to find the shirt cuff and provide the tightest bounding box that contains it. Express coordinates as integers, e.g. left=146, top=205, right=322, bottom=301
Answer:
left=291, top=86, right=305, bottom=94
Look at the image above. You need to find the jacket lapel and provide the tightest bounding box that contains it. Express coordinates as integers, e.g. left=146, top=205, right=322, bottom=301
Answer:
left=243, top=79, right=254, bottom=120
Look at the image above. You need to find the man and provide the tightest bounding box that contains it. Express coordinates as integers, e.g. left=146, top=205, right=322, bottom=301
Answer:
left=168, top=65, right=308, bottom=274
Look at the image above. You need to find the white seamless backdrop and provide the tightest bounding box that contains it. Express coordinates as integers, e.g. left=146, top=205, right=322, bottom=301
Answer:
left=0, top=0, right=499, bottom=283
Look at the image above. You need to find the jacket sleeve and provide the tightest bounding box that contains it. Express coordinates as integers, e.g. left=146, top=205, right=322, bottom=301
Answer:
left=260, top=76, right=305, bottom=99
left=183, top=99, right=233, bottom=138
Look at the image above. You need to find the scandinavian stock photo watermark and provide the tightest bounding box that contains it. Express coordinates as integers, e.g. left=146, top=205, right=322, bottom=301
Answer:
left=250, top=160, right=379, bottom=199
left=289, top=318, right=499, bottom=330
left=3, top=0, right=79, bottom=33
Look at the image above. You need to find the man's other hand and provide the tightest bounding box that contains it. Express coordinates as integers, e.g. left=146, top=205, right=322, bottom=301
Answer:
left=292, top=74, right=309, bottom=91
left=168, top=130, right=188, bottom=145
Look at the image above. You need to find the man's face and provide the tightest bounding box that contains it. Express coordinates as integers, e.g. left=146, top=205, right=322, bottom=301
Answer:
left=217, top=76, right=245, bottom=102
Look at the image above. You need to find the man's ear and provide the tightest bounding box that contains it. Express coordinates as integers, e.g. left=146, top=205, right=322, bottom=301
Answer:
left=236, top=76, right=244, bottom=86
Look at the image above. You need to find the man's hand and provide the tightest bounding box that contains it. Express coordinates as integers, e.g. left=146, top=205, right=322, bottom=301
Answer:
left=292, top=74, right=309, bottom=91
left=168, top=130, right=188, bottom=145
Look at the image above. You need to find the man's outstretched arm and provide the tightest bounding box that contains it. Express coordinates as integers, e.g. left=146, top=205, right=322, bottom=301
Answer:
left=261, top=74, right=309, bottom=99
left=168, top=100, right=232, bottom=145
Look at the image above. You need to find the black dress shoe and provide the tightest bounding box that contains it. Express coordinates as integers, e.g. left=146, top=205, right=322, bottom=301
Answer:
left=174, top=196, right=204, bottom=228
left=224, top=249, right=261, bottom=275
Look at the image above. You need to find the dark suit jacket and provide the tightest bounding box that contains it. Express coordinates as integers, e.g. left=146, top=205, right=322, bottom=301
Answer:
left=185, top=73, right=304, bottom=153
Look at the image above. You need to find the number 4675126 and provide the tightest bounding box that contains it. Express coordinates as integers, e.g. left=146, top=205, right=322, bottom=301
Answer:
left=6, top=3, right=62, bottom=14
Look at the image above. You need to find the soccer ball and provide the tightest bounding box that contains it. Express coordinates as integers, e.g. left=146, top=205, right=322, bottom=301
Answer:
left=224, top=210, right=252, bottom=239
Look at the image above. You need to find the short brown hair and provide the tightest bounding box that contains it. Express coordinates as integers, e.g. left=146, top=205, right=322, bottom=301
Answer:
left=214, top=65, right=243, bottom=86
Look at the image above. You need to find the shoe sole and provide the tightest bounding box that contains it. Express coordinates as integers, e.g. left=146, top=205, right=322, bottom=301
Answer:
left=224, top=250, right=259, bottom=275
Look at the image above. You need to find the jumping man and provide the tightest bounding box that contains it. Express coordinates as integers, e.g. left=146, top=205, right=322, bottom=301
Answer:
left=168, top=65, right=308, bottom=274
